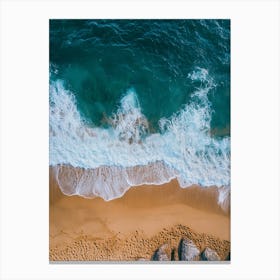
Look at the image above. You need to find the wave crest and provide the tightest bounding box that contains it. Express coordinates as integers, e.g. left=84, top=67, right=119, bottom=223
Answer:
left=49, top=68, right=230, bottom=203
left=110, top=88, right=149, bottom=144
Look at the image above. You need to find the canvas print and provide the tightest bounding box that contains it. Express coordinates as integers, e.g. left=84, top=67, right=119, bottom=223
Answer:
left=49, top=19, right=230, bottom=262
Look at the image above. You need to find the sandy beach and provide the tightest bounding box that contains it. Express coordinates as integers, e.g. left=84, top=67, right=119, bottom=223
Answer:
left=49, top=167, right=230, bottom=261
left=49, top=19, right=231, bottom=262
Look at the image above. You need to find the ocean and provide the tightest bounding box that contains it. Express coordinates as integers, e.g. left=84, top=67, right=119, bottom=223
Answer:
left=49, top=19, right=230, bottom=201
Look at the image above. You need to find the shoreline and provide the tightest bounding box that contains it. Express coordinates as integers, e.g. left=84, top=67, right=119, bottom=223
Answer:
left=50, top=165, right=230, bottom=214
left=50, top=170, right=230, bottom=261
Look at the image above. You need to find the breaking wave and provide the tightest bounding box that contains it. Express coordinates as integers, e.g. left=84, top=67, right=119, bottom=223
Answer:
left=49, top=68, right=230, bottom=203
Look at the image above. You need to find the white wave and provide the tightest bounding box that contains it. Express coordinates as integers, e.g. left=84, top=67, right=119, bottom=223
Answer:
left=110, top=88, right=149, bottom=144
left=49, top=68, right=230, bottom=206
left=218, top=186, right=231, bottom=213
left=52, top=162, right=176, bottom=201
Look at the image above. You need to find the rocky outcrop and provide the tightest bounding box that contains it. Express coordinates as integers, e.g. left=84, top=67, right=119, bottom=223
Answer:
left=201, top=247, right=221, bottom=261
left=152, top=244, right=171, bottom=261
left=179, top=238, right=200, bottom=261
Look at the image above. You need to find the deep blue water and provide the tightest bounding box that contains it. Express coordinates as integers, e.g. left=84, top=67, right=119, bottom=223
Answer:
left=50, top=19, right=230, bottom=136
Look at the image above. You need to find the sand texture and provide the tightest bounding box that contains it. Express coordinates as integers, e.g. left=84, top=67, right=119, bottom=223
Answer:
left=49, top=171, right=230, bottom=261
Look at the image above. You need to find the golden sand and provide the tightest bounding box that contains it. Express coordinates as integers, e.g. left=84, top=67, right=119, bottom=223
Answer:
left=49, top=169, right=230, bottom=261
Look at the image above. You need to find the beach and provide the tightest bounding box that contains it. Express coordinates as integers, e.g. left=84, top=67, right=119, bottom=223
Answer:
left=49, top=20, right=231, bottom=262
left=49, top=167, right=230, bottom=261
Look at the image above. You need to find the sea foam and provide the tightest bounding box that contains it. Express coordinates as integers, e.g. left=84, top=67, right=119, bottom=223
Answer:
left=49, top=68, right=230, bottom=204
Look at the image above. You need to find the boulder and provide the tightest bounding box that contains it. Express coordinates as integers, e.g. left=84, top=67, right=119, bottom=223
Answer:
left=171, top=247, right=179, bottom=261
left=179, top=238, right=200, bottom=261
left=225, top=252, right=230, bottom=261
left=201, top=247, right=221, bottom=261
left=152, top=244, right=171, bottom=261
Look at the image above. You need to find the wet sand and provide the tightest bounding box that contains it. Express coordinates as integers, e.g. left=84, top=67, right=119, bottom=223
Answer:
left=49, top=171, right=230, bottom=261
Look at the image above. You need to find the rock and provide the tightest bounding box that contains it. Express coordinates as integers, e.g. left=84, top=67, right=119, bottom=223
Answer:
left=179, top=238, right=200, bottom=261
left=152, top=244, right=171, bottom=261
left=171, top=247, right=179, bottom=261
left=225, top=252, right=230, bottom=261
left=201, top=247, right=221, bottom=261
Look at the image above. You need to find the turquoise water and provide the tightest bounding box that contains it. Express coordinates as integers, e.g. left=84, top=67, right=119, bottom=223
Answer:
left=49, top=20, right=230, bottom=200
left=50, top=20, right=230, bottom=135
